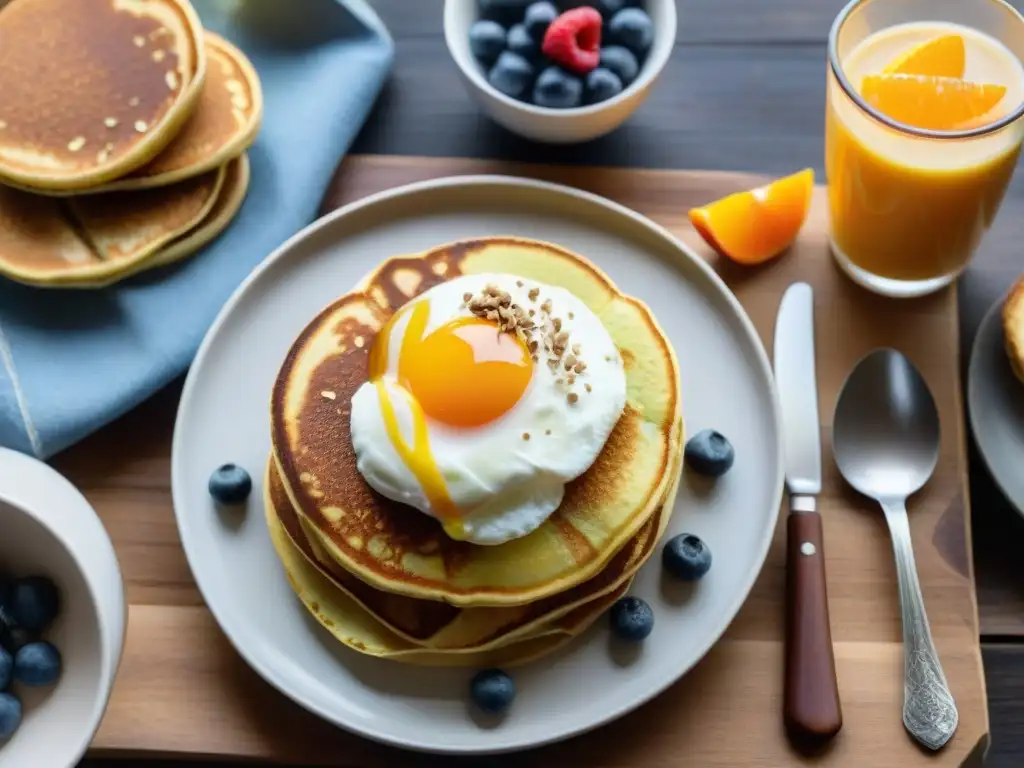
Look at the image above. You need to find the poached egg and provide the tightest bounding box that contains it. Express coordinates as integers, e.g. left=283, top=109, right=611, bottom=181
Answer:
left=349, top=272, right=626, bottom=545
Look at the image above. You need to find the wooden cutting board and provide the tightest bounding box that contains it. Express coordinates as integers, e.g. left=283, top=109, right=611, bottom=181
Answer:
left=64, top=155, right=988, bottom=767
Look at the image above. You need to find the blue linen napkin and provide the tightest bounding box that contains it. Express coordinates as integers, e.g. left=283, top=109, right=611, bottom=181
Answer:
left=0, top=0, right=393, bottom=458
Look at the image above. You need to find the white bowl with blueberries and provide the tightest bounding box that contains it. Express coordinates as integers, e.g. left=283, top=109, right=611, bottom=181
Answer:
left=0, top=448, right=126, bottom=768
left=444, top=0, right=676, bottom=143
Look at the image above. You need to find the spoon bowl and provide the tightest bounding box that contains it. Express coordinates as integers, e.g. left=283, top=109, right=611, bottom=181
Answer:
left=831, top=348, right=957, bottom=751
left=833, top=348, right=940, bottom=502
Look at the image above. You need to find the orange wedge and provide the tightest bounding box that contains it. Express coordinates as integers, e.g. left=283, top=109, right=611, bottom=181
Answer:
left=861, top=73, right=1006, bottom=130
left=882, top=33, right=965, bottom=77
left=688, top=169, right=814, bottom=265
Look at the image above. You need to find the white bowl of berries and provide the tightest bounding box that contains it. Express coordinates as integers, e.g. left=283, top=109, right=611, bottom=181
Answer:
left=0, top=448, right=126, bottom=768
left=445, top=0, right=676, bottom=143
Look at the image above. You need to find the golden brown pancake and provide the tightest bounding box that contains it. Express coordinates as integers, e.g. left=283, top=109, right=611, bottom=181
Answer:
left=265, top=476, right=635, bottom=667
left=77, top=153, right=251, bottom=287
left=271, top=237, right=683, bottom=608
left=266, top=454, right=678, bottom=650
left=0, top=0, right=206, bottom=190
left=67, top=165, right=223, bottom=262
left=1004, top=273, right=1024, bottom=384
left=0, top=164, right=224, bottom=287
left=58, top=32, right=262, bottom=194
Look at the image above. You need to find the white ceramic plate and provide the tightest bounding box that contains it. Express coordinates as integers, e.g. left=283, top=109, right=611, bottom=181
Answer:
left=968, top=294, right=1024, bottom=514
left=171, top=176, right=784, bottom=755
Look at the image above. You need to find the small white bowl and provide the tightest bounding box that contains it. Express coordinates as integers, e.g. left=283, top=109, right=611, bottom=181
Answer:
left=0, top=448, right=126, bottom=768
left=444, top=0, right=677, bottom=143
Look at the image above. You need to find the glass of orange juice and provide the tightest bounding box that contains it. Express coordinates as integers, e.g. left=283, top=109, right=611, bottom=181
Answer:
left=826, top=0, right=1024, bottom=298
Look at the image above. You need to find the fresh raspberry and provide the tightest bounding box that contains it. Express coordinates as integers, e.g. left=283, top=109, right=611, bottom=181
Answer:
left=541, top=7, right=602, bottom=75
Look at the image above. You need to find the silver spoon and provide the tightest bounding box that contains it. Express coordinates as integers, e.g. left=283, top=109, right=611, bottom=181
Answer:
left=832, top=348, right=958, bottom=750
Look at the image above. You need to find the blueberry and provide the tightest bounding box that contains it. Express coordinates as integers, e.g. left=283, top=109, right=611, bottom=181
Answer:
left=0, top=693, right=20, bottom=741
left=488, top=51, right=535, bottom=99
left=533, top=66, right=583, bottom=108
left=663, top=534, right=712, bottom=581
left=594, top=0, right=628, bottom=17
left=524, top=1, right=558, bottom=39
left=684, top=429, right=735, bottom=476
left=608, top=7, right=654, bottom=56
left=470, top=668, right=515, bottom=714
left=469, top=20, right=508, bottom=66
left=609, top=596, right=654, bottom=641
left=14, top=642, right=61, bottom=687
left=506, top=23, right=538, bottom=60
left=209, top=464, right=252, bottom=505
left=0, top=609, right=31, bottom=655
left=584, top=67, right=623, bottom=103
left=4, top=576, right=59, bottom=634
left=479, top=0, right=533, bottom=24
left=600, top=45, right=639, bottom=86
left=0, top=647, right=11, bottom=691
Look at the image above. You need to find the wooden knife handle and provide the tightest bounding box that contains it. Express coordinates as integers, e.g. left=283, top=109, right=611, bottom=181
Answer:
left=784, top=509, right=842, bottom=741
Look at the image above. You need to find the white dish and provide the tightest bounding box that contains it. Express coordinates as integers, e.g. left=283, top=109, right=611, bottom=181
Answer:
left=444, top=0, right=677, bottom=144
left=171, top=176, right=783, bottom=754
left=968, top=293, right=1024, bottom=513
left=0, top=448, right=126, bottom=768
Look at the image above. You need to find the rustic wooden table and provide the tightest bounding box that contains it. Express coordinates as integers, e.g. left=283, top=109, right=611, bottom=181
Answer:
left=81, top=0, right=1024, bottom=765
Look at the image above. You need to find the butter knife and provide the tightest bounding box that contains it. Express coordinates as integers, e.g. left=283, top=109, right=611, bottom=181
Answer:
left=773, top=282, right=842, bottom=741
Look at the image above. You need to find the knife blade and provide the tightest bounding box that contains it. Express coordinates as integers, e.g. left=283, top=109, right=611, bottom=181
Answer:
left=773, top=282, right=842, bottom=742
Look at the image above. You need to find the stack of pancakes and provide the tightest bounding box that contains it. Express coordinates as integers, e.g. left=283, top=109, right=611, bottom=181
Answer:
left=0, top=0, right=262, bottom=288
left=266, top=238, right=684, bottom=667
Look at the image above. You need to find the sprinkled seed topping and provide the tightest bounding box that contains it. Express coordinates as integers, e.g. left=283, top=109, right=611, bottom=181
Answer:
left=152, top=49, right=166, bottom=62
left=567, top=393, right=579, bottom=404
left=128, top=97, right=140, bottom=107
left=104, top=117, right=118, bottom=128
left=135, top=120, right=148, bottom=133
left=67, top=136, right=85, bottom=152
left=165, top=71, right=179, bottom=90
left=321, top=390, right=336, bottom=400
left=133, top=35, right=145, bottom=47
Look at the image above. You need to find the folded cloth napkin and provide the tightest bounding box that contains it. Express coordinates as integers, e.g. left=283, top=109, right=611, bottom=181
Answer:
left=0, top=0, right=393, bottom=458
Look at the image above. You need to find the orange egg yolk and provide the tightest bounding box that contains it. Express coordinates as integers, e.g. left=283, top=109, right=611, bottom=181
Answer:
left=365, top=299, right=533, bottom=529
left=400, top=316, right=532, bottom=428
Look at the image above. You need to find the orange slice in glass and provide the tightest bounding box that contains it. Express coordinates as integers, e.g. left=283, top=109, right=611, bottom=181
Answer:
left=882, top=34, right=965, bottom=77
left=688, top=169, right=814, bottom=265
left=861, top=73, right=1007, bottom=130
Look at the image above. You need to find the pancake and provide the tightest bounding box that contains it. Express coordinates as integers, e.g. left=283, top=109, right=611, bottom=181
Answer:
left=0, top=0, right=207, bottom=191
left=81, top=152, right=251, bottom=287
left=59, top=32, right=262, bottom=194
left=271, top=237, right=683, bottom=608
left=1004, top=273, right=1024, bottom=385
left=0, top=164, right=224, bottom=287
left=266, top=444, right=680, bottom=650
left=264, top=479, right=631, bottom=667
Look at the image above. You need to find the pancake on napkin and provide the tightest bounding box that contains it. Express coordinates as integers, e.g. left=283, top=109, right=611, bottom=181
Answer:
left=0, top=0, right=206, bottom=191
left=0, top=161, right=236, bottom=287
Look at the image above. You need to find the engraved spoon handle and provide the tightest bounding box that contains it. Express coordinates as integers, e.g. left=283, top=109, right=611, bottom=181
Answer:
left=880, top=499, right=959, bottom=750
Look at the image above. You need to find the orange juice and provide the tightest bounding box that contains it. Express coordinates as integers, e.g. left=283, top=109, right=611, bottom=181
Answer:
left=826, top=17, right=1024, bottom=297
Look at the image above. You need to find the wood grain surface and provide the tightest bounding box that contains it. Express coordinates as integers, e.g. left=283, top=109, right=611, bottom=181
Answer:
left=65, top=155, right=986, bottom=767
